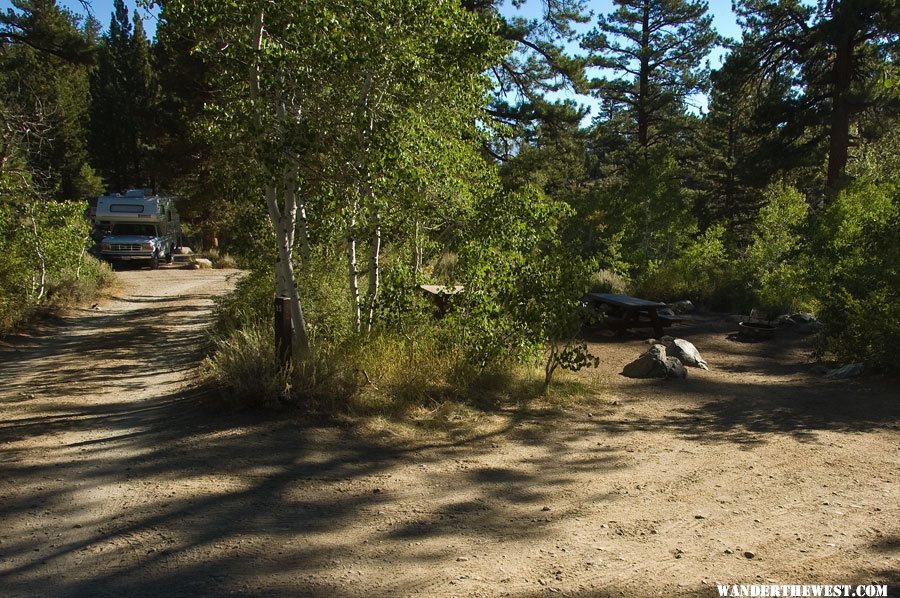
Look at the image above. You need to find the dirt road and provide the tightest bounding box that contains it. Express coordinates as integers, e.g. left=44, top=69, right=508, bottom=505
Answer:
left=1, top=268, right=898, bottom=597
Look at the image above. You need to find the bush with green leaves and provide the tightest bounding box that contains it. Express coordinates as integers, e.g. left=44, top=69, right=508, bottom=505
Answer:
left=632, top=223, right=745, bottom=308
left=45, top=255, right=115, bottom=309
left=0, top=196, right=103, bottom=334
left=629, top=182, right=821, bottom=313
left=201, top=323, right=294, bottom=406
left=744, top=182, right=816, bottom=315
left=210, top=268, right=275, bottom=338
left=207, top=252, right=359, bottom=404
left=813, top=178, right=899, bottom=370
left=593, top=153, right=698, bottom=273
left=454, top=186, right=597, bottom=392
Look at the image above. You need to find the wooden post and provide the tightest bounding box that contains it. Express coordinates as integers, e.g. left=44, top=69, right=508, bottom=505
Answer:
left=648, top=308, right=663, bottom=339
left=274, top=296, right=292, bottom=368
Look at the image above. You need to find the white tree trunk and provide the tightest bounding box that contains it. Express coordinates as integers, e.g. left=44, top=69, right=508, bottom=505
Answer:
left=348, top=224, right=362, bottom=334
left=296, top=199, right=311, bottom=261
left=412, top=218, right=422, bottom=275
left=266, top=182, right=310, bottom=356
left=29, top=204, right=46, bottom=300
left=365, top=219, right=381, bottom=333
left=0, top=139, right=11, bottom=176
left=75, top=245, right=86, bottom=280
left=251, top=9, right=310, bottom=359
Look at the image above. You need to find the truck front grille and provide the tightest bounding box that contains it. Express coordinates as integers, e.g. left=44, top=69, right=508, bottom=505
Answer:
left=110, top=244, right=143, bottom=251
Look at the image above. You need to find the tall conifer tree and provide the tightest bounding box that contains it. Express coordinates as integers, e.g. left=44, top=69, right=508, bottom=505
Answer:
left=0, top=0, right=99, bottom=198
left=584, top=0, right=719, bottom=152
left=89, top=0, right=157, bottom=191
left=735, top=0, right=900, bottom=193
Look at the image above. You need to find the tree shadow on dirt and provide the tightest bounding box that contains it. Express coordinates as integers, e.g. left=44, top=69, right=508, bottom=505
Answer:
left=1, top=299, right=896, bottom=596
left=0, top=380, right=625, bottom=597
left=0, top=301, right=214, bottom=407
left=3, top=363, right=894, bottom=596
left=591, top=373, right=899, bottom=446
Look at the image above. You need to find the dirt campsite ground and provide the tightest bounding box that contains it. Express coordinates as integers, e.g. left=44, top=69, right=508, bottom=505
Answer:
left=0, top=267, right=897, bottom=597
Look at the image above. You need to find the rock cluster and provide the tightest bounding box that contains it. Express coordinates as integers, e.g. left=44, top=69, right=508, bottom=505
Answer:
left=622, top=344, right=687, bottom=379
left=623, top=337, right=710, bottom=379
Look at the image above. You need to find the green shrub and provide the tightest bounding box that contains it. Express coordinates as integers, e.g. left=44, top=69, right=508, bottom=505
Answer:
left=204, top=182, right=596, bottom=409
left=197, top=249, right=239, bottom=269
left=297, top=253, right=353, bottom=348
left=818, top=288, right=898, bottom=370
left=211, top=268, right=274, bottom=338
left=201, top=322, right=293, bottom=406
left=814, top=178, right=899, bottom=370
left=589, top=269, right=629, bottom=294
left=632, top=223, right=744, bottom=307
left=744, top=182, right=816, bottom=314
left=628, top=183, right=824, bottom=314
left=0, top=199, right=110, bottom=335
left=596, top=153, right=698, bottom=269
left=454, top=186, right=597, bottom=392
left=206, top=254, right=355, bottom=404
left=45, top=256, right=115, bottom=310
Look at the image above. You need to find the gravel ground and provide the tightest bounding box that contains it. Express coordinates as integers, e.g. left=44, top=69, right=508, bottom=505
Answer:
left=0, top=267, right=897, bottom=597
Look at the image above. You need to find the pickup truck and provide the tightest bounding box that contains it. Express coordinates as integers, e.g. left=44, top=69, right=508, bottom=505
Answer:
left=94, top=190, right=180, bottom=269
left=99, top=222, right=175, bottom=269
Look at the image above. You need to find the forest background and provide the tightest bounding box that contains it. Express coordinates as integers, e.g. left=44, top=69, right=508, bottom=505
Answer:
left=1, top=0, right=897, bottom=409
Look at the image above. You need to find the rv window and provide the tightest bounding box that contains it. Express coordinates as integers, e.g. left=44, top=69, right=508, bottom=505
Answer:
left=110, top=204, right=144, bottom=213
left=111, top=223, right=157, bottom=236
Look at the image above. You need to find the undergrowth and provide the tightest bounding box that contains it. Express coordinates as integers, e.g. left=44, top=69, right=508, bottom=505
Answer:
left=201, top=263, right=594, bottom=434
left=0, top=255, right=115, bottom=336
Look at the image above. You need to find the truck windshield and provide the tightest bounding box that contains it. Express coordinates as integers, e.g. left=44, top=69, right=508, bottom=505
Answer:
left=111, top=223, right=157, bottom=236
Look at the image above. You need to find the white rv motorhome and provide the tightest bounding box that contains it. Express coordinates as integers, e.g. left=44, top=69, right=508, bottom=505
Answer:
left=94, top=189, right=181, bottom=269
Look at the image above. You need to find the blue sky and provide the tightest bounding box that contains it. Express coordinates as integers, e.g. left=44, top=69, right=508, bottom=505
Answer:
left=500, top=1, right=742, bottom=116
left=5, top=0, right=741, bottom=51
left=3, top=0, right=741, bottom=116
left=0, top=0, right=158, bottom=30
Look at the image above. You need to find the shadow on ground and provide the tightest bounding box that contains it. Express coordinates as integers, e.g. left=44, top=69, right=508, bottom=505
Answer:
left=0, top=295, right=896, bottom=596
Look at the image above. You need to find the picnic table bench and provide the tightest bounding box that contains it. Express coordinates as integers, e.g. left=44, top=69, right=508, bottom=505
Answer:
left=584, top=292, right=680, bottom=338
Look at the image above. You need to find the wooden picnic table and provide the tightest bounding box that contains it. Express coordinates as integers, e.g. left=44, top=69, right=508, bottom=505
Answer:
left=584, top=292, right=678, bottom=338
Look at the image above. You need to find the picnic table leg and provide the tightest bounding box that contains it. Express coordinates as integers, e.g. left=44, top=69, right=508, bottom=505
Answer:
left=618, top=310, right=638, bottom=337
left=649, top=309, right=663, bottom=338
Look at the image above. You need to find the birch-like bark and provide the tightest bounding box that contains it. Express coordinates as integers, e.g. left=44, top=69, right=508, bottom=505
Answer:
left=29, top=205, right=46, bottom=300
left=282, top=162, right=298, bottom=255
left=266, top=182, right=310, bottom=356
left=345, top=74, right=374, bottom=335
left=365, top=217, right=381, bottom=333
left=251, top=9, right=310, bottom=358
left=75, top=245, right=86, bottom=280
left=0, top=139, right=10, bottom=176
left=296, top=199, right=311, bottom=261
left=1, top=111, right=15, bottom=176
left=412, top=218, right=422, bottom=275
left=268, top=185, right=288, bottom=297
left=282, top=165, right=310, bottom=352
left=347, top=210, right=361, bottom=334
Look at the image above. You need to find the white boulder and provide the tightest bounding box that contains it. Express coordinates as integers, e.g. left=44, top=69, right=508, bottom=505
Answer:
left=662, top=337, right=709, bottom=370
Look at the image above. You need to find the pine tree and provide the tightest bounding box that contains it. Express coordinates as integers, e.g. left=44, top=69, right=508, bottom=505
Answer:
left=151, top=7, right=226, bottom=246
left=463, top=1, right=593, bottom=158
left=695, top=50, right=771, bottom=239
left=584, top=0, right=719, bottom=152
left=735, top=0, right=900, bottom=193
left=0, top=0, right=93, bottom=63
left=89, top=0, right=157, bottom=191
left=0, top=0, right=100, bottom=199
